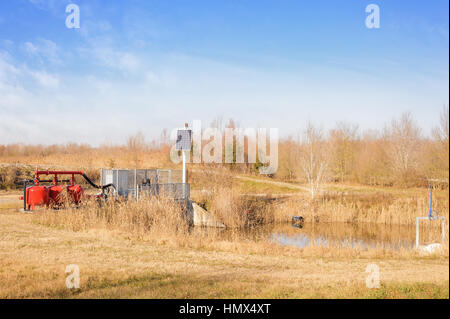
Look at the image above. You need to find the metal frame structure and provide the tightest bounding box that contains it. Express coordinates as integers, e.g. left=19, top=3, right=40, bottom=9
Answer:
left=416, top=216, right=446, bottom=248
left=415, top=184, right=447, bottom=248
left=100, top=168, right=189, bottom=201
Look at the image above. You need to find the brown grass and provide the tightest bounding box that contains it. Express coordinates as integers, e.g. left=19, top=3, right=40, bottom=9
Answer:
left=0, top=150, right=448, bottom=298
left=273, top=190, right=449, bottom=227
left=0, top=209, right=448, bottom=298
left=30, top=194, right=448, bottom=257
left=35, top=196, right=189, bottom=244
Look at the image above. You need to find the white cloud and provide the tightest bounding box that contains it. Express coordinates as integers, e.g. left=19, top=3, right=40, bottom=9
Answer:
left=24, top=42, right=37, bottom=54
left=2, top=40, right=14, bottom=49
left=28, top=70, right=59, bottom=88
left=118, top=53, right=139, bottom=73
left=79, top=46, right=141, bottom=75
left=23, top=38, right=61, bottom=65
left=1, top=45, right=447, bottom=145
left=1, top=51, right=59, bottom=89
left=144, top=71, right=178, bottom=88
left=0, top=52, right=21, bottom=81
left=78, top=20, right=113, bottom=38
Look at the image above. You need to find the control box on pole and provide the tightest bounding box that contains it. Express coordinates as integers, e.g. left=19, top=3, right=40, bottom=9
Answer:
left=176, top=123, right=192, bottom=184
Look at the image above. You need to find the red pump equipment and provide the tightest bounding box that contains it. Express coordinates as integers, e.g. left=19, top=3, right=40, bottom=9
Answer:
left=20, top=169, right=114, bottom=211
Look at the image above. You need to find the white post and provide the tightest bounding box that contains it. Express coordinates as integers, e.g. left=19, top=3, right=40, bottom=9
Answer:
left=182, top=150, right=187, bottom=184
left=182, top=150, right=187, bottom=200
left=178, top=123, right=190, bottom=200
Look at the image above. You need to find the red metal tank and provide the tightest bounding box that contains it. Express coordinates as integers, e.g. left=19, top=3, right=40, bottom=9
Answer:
left=49, top=185, right=65, bottom=205
left=67, top=185, right=84, bottom=204
left=26, top=186, right=49, bottom=210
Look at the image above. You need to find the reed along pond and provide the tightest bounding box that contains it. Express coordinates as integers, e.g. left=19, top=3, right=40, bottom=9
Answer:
left=209, top=222, right=428, bottom=251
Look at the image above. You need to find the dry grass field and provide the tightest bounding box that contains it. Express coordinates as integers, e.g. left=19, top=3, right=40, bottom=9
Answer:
left=0, top=136, right=448, bottom=299
left=0, top=193, right=448, bottom=298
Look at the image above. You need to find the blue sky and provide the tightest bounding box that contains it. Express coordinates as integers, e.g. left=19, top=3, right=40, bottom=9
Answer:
left=0, top=0, right=448, bottom=145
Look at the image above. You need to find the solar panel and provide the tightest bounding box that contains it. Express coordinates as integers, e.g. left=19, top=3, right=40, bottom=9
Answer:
left=176, top=129, right=192, bottom=150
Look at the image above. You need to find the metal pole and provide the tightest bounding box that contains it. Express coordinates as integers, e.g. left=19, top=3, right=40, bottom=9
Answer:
left=182, top=150, right=187, bottom=200
left=429, top=184, right=433, bottom=218
left=182, top=150, right=186, bottom=184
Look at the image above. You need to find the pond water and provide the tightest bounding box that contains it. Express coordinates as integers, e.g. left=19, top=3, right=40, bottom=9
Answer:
left=269, top=223, right=417, bottom=250
left=224, top=222, right=423, bottom=250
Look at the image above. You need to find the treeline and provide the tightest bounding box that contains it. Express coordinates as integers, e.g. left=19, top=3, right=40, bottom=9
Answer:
left=277, top=108, right=449, bottom=188
left=0, top=143, right=93, bottom=157
left=0, top=134, right=172, bottom=171
left=0, top=135, right=173, bottom=189
left=0, top=108, right=448, bottom=189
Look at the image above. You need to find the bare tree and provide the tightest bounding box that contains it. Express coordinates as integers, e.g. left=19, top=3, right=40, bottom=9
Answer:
left=329, top=122, right=359, bottom=182
left=159, top=128, right=170, bottom=148
left=127, top=131, right=146, bottom=168
left=278, top=136, right=301, bottom=181
left=299, top=122, right=328, bottom=198
left=433, top=105, right=449, bottom=146
left=384, top=112, right=421, bottom=183
left=431, top=105, right=449, bottom=180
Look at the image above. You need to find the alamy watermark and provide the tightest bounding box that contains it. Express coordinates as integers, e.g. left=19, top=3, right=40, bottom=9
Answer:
left=365, top=4, right=380, bottom=29
left=64, top=4, right=378, bottom=30
left=365, top=263, right=380, bottom=288
left=65, top=264, right=80, bottom=289
left=65, top=4, right=80, bottom=29
left=169, top=120, right=278, bottom=175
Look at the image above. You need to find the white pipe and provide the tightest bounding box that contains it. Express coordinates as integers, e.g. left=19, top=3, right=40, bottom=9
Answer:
left=182, top=150, right=186, bottom=184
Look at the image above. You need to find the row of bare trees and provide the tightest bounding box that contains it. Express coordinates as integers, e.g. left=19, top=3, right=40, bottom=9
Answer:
left=1, top=108, right=448, bottom=196
left=277, top=107, right=449, bottom=197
